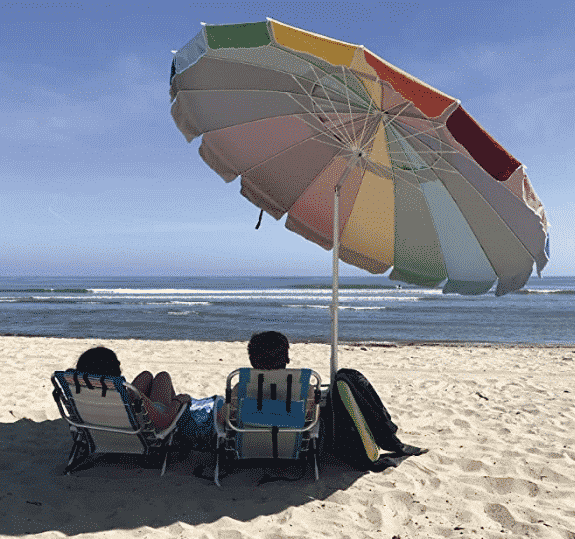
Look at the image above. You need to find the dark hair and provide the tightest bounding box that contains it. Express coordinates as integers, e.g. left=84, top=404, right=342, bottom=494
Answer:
left=247, top=331, right=289, bottom=370
left=76, top=346, right=121, bottom=376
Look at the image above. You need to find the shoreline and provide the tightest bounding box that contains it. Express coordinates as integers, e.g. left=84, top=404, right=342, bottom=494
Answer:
left=1, top=332, right=573, bottom=348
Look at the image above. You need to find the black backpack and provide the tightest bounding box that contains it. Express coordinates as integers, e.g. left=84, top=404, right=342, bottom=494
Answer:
left=325, top=368, right=403, bottom=471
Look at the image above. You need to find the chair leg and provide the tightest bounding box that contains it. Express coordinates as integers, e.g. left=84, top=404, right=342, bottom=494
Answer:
left=64, top=434, right=91, bottom=475
left=67, top=440, right=80, bottom=466
left=310, top=438, right=320, bottom=481
left=160, top=432, right=176, bottom=476
left=214, top=436, right=223, bottom=488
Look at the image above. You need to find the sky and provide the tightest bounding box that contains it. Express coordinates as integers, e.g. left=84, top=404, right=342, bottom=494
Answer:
left=1, top=0, right=573, bottom=277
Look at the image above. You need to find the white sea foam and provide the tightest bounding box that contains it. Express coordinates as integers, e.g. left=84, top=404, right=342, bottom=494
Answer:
left=88, top=288, right=332, bottom=295
left=339, top=305, right=387, bottom=310
left=170, top=301, right=210, bottom=305
left=285, top=304, right=386, bottom=310
left=287, top=304, right=330, bottom=309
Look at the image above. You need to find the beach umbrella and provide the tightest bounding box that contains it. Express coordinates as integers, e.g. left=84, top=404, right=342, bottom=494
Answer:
left=169, top=19, right=550, bottom=388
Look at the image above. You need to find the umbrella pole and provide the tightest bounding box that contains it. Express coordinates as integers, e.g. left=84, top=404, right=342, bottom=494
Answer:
left=330, top=152, right=361, bottom=443
left=329, top=183, right=340, bottom=448
left=330, top=183, right=340, bottom=390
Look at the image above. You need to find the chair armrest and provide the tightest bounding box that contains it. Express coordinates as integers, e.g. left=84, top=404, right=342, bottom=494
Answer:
left=213, top=396, right=226, bottom=437
left=154, top=399, right=189, bottom=439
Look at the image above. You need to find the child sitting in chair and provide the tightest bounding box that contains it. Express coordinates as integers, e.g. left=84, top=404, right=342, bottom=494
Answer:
left=73, top=346, right=191, bottom=430
left=222, top=331, right=316, bottom=423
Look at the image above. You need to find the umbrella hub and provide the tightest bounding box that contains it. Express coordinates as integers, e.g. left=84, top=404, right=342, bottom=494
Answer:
left=348, top=145, right=363, bottom=158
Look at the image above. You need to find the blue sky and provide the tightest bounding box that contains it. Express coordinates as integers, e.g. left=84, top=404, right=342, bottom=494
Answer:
left=1, top=1, right=573, bottom=276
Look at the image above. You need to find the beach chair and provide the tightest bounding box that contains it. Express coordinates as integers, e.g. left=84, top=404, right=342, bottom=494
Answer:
left=51, top=370, right=187, bottom=476
left=214, top=368, right=322, bottom=487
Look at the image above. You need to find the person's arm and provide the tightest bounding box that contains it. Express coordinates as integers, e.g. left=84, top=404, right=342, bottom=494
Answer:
left=306, top=386, right=317, bottom=420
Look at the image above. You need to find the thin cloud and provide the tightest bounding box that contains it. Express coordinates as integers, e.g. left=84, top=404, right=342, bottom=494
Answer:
left=48, top=206, right=71, bottom=225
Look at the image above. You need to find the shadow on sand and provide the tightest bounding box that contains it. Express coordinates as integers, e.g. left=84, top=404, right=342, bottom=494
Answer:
left=0, top=417, right=413, bottom=536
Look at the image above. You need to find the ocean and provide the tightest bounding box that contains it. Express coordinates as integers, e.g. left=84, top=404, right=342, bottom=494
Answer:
left=0, top=275, right=573, bottom=345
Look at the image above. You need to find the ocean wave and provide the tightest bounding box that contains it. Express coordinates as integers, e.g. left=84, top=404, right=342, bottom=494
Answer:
left=290, top=284, right=402, bottom=290
left=6, top=297, right=122, bottom=305
left=86, top=287, right=422, bottom=296
left=170, top=301, right=211, bottom=305
left=286, top=304, right=330, bottom=310
left=284, top=304, right=386, bottom=310
left=513, top=289, right=575, bottom=295
left=340, top=305, right=387, bottom=310
left=0, top=288, right=90, bottom=293
left=88, top=288, right=331, bottom=295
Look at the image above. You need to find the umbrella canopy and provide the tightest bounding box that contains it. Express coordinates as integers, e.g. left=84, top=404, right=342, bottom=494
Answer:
left=169, top=20, right=550, bottom=384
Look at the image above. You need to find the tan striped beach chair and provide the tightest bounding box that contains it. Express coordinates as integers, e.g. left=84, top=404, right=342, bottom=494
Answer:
left=214, top=368, right=322, bottom=486
left=51, top=370, right=187, bottom=476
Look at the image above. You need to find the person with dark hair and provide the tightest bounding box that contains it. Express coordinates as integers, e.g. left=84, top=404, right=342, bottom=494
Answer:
left=73, top=346, right=190, bottom=430
left=247, top=331, right=290, bottom=370
left=76, top=346, right=121, bottom=377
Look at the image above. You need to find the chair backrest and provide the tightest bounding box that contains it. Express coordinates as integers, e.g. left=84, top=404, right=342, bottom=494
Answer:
left=52, top=371, right=152, bottom=455
left=230, top=368, right=319, bottom=460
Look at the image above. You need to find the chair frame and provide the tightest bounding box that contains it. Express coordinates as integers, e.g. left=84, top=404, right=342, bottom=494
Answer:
left=52, top=371, right=187, bottom=476
left=214, top=368, right=322, bottom=487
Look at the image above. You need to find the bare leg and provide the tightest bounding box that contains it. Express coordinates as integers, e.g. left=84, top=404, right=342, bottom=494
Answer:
left=148, top=371, right=177, bottom=407
left=132, top=371, right=153, bottom=397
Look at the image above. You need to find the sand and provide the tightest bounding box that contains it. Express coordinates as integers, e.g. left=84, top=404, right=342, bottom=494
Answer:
left=1, top=336, right=574, bottom=539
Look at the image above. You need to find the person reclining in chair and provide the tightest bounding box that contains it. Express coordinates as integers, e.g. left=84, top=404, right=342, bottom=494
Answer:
left=72, top=346, right=191, bottom=430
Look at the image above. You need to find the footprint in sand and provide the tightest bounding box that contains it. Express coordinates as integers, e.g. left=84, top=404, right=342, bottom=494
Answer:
left=453, top=418, right=471, bottom=429
left=484, top=503, right=535, bottom=535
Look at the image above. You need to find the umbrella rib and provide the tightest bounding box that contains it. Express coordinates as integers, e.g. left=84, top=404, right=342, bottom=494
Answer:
left=356, top=115, right=388, bottom=156
left=356, top=81, right=378, bottom=153
left=355, top=113, right=462, bottom=176
left=275, top=47, right=378, bottom=145
left=289, top=75, right=350, bottom=143
left=290, top=73, right=353, bottom=145
left=269, top=42, right=374, bottom=108
left=383, top=116, right=465, bottom=173
left=390, top=119, right=459, bottom=152
left=341, top=66, right=357, bottom=145
left=286, top=78, right=357, bottom=146
left=381, top=101, right=412, bottom=128
left=341, top=66, right=378, bottom=151
left=389, top=122, right=472, bottom=172
left=308, top=67, right=355, bottom=143
left=291, top=114, right=372, bottom=151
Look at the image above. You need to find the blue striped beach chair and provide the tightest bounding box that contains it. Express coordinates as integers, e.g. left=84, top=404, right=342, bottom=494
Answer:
left=214, top=368, right=322, bottom=486
left=51, top=370, right=187, bottom=476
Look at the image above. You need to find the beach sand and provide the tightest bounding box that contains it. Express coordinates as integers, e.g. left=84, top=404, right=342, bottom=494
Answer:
left=1, top=336, right=574, bottom=539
